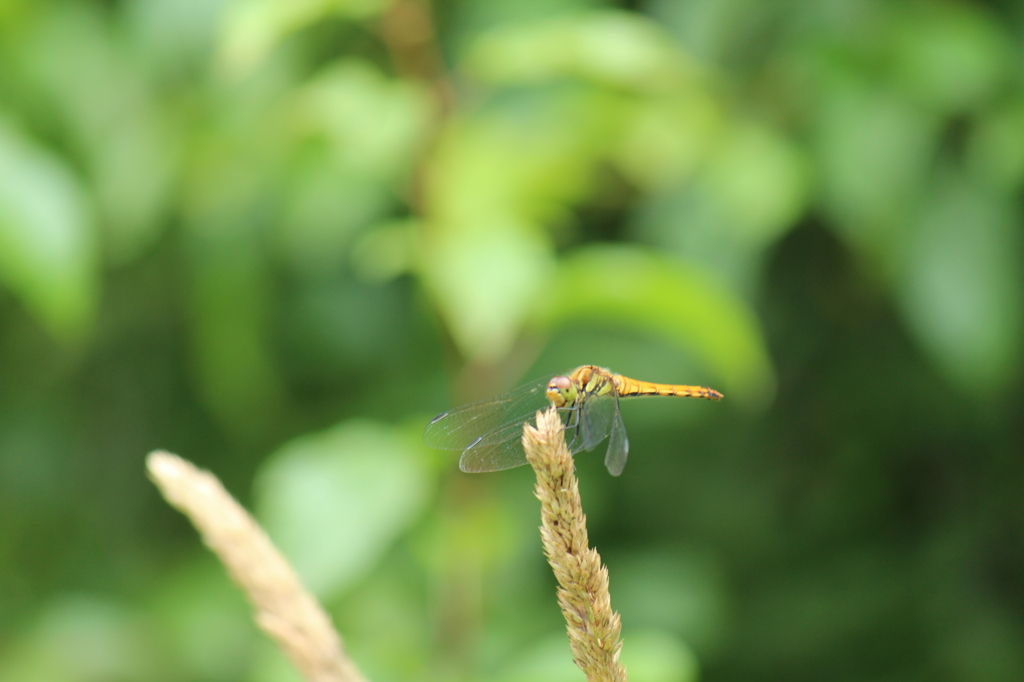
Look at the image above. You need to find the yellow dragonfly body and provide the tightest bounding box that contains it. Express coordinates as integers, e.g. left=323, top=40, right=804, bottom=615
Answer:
left=423, top=365, right=722, bottom=476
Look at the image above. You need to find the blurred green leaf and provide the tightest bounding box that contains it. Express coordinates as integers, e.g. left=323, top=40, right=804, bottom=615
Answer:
left=465, top=10, right=696, bottom=92
left=125, top=0, right=230, bottom=73
left=0, top=118, right=98, bottom=341
left=21, top=5, right=130, bottom=136
left=278, top=162, right=392, bottom=273
left=427, top=102, right=605, bottom=228
left=645, top=0, right=782, bottom=65
left=285, top=60, right=432, bottom=183
left=218, top=0, right=388, bottom=75
left=332, top=557, right=433, bottom=680
left=149, top=558, right=253, bottom=681
left=178, top=67, right=297, bottom=434
left=702, top=123, right=808, bottom=246
left=494, top=632, right=593, bottom=682
left=619, top=630, right=700, bottom=682
left=629, top=122, right=807, bottom=291
left=89, top=113, right=177, bottom=265
left=891, top=3, right=1009, bottom=114
left=424, top=102, right=604, bottom=360
left=0, top=596, right=161, bottom=682
left=21, top=2, right=175, bottom=264
left=967, top=98, right=1024, bottom=193
left=614, top=90, right=723, bottom=190
left=612, top=548, right=728, bottom=658
left=421, top=218, right=556, bottom=362
left=897, top=176, right=1022, bottom=392
left=248, top=638, right=305, bottom=682
left=350, top=218, right=418, bottom=283
left=274, top=60, right=431, bottom=272
left=813, top=76, right=940, bottom=266
left=533, top=244, right=774, bottom=402
left=255, top=420, right=431, bottom=598
left=186, top=228, right=288, bottom=436
left=933, top=609, right=1024, bottom=681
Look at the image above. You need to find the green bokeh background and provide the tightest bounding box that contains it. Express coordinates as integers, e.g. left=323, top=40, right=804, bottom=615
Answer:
left=2, top=1, right=1023, bottom=680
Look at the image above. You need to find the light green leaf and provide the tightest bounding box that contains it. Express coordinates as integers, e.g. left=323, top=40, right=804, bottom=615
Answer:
left=813, top=78, right=940, bottom=267
left=150, top=558, right=253, bottom=681
left=186, top=228, right=287, bottom=436
left=349, top=219, right=419, bottom=283
left=533, top=245, right=773, bottom=403
left=612, top=548, right=728, bottom=656
left=620, top=630, right=700, bottom=682
left=646, top=0, right=775, bottom=64
left=891, top=4, right=1010, bottom=114
left=255, top=420, right=431, bottom=598
left=249, top=639, right=305, bottom=682
left=897, top=177, right=1022, bottom=392
left=702, top=123, right=808, bottom=246
left=494, top=632, right=594, bottom=682
left=285, top=60, right=432, bottom=183
left=273, top=61, right=431, bottom=272
left=277, top=164, right=392, bottom=274
left=218, top=0, right=388, bottom=75
left=423, top=104, right=604, bottom=361
left=421, top=218, right=556, bottom=362
left=24, top=4, right=175, bottom=265
left=0, top=118, right=98, bottom=341
left=614, top=90, right=723, bottom=190
left=630, top=122, right=807, bottom=292
left=90, top=111, right=176, bottom=265
left=464, top=10, right=696, bottom=92
left=967, top=99, right=1024, bottom=192
left=125, top=0, right=231, bottom=71
left=0, top=596, right=157, bottom=682
left=427, top=105, right=603, bottom=228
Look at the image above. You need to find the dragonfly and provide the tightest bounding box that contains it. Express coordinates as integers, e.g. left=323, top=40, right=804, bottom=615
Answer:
left=423, top=365, right=722, bottom=476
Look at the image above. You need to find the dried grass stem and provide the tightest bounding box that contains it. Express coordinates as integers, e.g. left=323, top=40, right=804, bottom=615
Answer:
left=523, top=408, right=627, bottom=682
left=146, top=451, right=366, bottom=682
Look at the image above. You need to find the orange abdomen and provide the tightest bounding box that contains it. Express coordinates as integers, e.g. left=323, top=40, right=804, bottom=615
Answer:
left=613, top=375, right=723, bottom=400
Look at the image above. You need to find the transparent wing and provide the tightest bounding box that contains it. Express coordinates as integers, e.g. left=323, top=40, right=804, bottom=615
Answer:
left=577, top=378, right=617, bottom=453
left=459, top=428, right=530, bottom=472
left=423, top=376, right=551, bottom=451
left=459, top=404, right=576, bottom=473
left=603, top=392, right=630, bottom=476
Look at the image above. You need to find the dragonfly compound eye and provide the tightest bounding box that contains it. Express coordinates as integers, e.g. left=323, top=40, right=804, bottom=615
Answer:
left=545, top=376, right=574, bottom=406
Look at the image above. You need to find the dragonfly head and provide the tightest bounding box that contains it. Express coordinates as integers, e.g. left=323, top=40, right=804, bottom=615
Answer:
left=546, top=375, right=577, bottom=408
